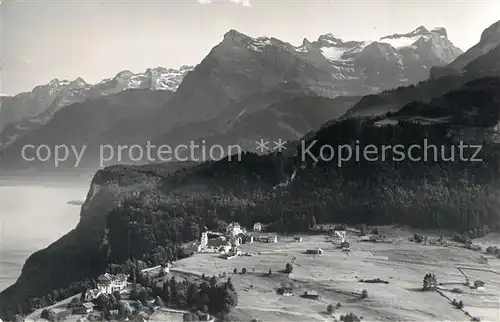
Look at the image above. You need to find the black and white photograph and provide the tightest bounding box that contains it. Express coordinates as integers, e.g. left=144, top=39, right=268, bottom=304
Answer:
left=0, top=0, right=500, bottom=321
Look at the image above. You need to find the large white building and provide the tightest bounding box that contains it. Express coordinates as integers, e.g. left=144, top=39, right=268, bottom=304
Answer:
left=96, top=273, right=128, bottom=294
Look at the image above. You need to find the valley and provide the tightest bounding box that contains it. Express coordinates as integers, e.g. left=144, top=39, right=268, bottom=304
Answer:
left=171, top=228, right=500, bottom=322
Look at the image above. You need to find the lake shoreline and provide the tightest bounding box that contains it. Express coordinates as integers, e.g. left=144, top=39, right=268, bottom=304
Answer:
left=0, top=181, right=89, bottom=292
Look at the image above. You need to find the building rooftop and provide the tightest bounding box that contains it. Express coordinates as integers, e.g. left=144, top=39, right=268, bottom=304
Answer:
left=207, top=238, right=230, bottom=247
left=304, top=290, right=318, bottom=295
left=97, top=273, right=128, bottom=284
left=82, top=303, right=94, bottom=309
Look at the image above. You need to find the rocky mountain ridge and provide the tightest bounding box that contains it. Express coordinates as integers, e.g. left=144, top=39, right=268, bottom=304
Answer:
left=344, top=20, right=500, bottom=118
left=142, top=25, right=464, bottom=145
left=0, top=66, right=193, bottom=149
left=0, top=25, right=463, bottom=175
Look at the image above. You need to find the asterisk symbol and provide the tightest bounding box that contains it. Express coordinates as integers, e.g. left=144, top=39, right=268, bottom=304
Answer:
left=273, top=139, right=287, bottom=152
left=255, top=139, right=269, bottom=153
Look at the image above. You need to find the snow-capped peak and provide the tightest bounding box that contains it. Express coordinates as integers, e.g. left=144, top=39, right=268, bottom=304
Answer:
left=379, top=25, right=449, bottom=49
left=412, top=25, right=429, bottom=34
left=104, top=66, right=194, bottom=91
left=317, top=33, right=343, bottom=44
left=39, top=78, right=73, bottom=95
left=0, top=65, right=193, bottom=150
left=69, top=77, right=88, bottom=88
left=431, top=27, right=447, bottom=38
left=114, top=70, right=135, bottom=80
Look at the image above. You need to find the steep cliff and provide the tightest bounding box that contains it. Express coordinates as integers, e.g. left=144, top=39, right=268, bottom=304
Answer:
left=0, top=162, right=194, bottom=319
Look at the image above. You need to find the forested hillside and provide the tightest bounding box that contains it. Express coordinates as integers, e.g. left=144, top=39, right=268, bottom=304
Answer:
left=2, top=77, right=500, bottom=321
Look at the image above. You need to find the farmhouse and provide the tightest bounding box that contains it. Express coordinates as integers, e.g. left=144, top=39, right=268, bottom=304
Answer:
left=73, top=302, right=94, bottom=314
left=302, top=291, right=320, bottom=300
left=253, top=222, right=263, bottom=232
left=306, top=248, right=323, bottom=254
left=278, top=287, right=293, bottom=296
left=259, top=235, right=278, bottom=243
left=96, top=273, right=128, bottom=294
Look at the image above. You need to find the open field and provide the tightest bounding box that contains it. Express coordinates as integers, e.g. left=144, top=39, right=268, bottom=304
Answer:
left=170, top=227, right=500, bottom=322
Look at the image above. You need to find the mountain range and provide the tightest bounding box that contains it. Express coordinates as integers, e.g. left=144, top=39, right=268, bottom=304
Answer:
left=0, top=66, right=193, bottom=149
left=0, top=26, right=463, bottom=173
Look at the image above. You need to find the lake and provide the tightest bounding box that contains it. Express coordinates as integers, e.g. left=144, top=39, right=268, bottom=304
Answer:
left=0, top=180, right=89, bottom=291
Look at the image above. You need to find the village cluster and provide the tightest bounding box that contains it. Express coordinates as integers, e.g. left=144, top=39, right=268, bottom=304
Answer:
left=194, top=222, right=350, bottom=258
left=196, top=222, right=277, bottom=259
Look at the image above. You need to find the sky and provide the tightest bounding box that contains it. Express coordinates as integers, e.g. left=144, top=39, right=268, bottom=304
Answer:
left=1, top=0, right=500, bottom=95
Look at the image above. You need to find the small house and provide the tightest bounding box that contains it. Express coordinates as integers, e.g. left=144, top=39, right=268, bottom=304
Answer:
left=73, top=302, right=94, bottom=314
left=278, top=287, right=293, bottom=296
left=294, top=236, right=303, bottom=242
left=253, top=222, right=263, bottom=232
left=258, top=235, right=277, bottom=243
left=306, top=248, right=323, bottom=255
left=302, top=291, right=320, bottom=300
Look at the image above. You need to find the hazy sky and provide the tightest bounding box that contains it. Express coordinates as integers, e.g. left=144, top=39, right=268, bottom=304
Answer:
left=1, top=0, right=500, bottom=95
